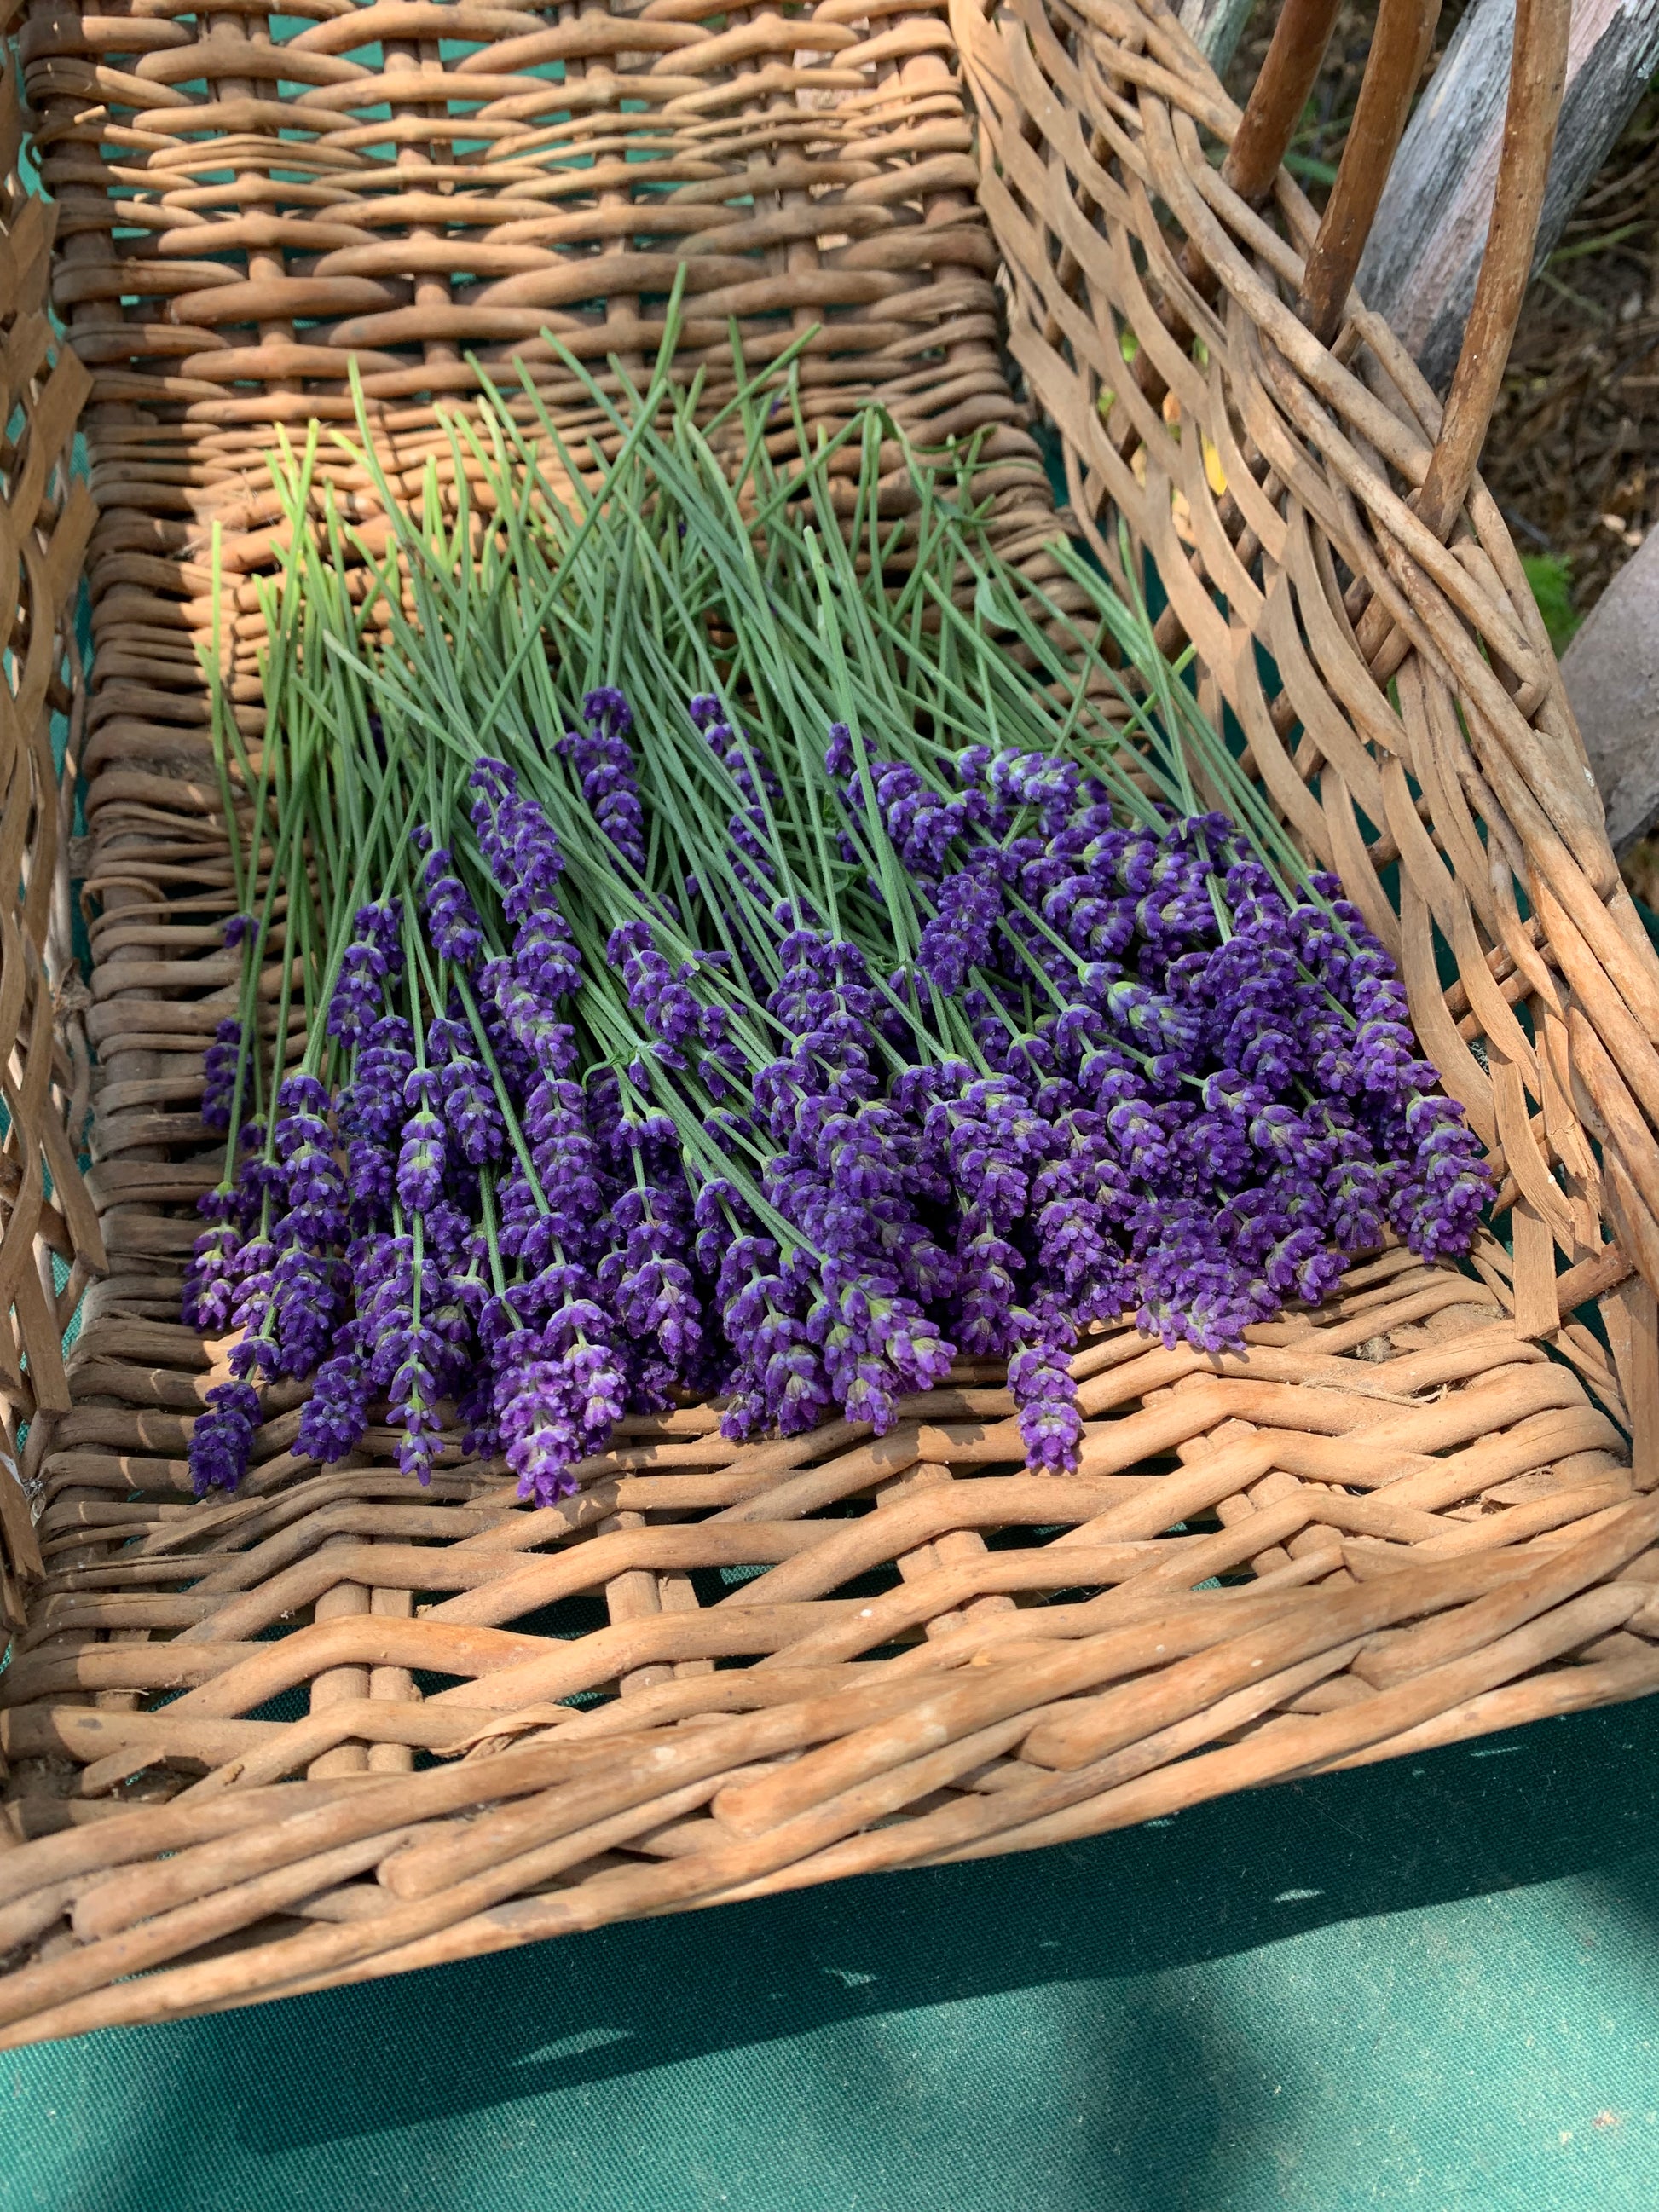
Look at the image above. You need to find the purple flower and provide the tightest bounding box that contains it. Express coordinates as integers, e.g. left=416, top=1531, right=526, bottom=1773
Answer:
left=457, top=1365, right=501, bottom=1459
left=830, top=725, right=990, bottom=883
left=390, top=1325, right=444, bottom=1485
left=188, top=1378, right=260, bottom=1496
left=276, top=1109, right=345, bottom=1239
left=468, top=759, right=567, bottom=923
left=598, top=1184, right=706, bottom=1376
left=697, top=702, right=783, bottom=897
left=396, top=1080, right=447, bottom=1213
left=720, top=1269, right=835, bottom=1439
left=488, top=1308, right=627, bottom=1507
left=477, top=984, right=536, bottom=1100
left=356, top=1232, right=415, bottom=1393
left=608, top=921, right=703, bottom=1060
left=341, top=1016, right=414, bottom=1145
left=345, top=1135, right=394, bottom=1233
left=512, top=915, right=581, bottom=1003
left=269, top=1244, right=341, bottom=1377
left=1008, top=1331, right=1083, bottom=1474
left=327, top=903, right=404, bottom=1045
left=491, top=1325, right=581, bottom=1505
left=1390, top=1093, right=1493, bottom=1261
left=297, top=1325, right=370, bottom=1465
left=918, top=866, right=1002, bottom=998
left=988, top=747, right=1081, bottom=837
left=418, top=836, right=485, bottom=967
left=438, top=1048, right=505, bottom=1166
left=182, top=1223, right=240, bottom=1333
left=522, top=1077, right=606, bottom=1259
left=482, top=961, right=576, bottom=1076
left=202, top=1019, right=242, bottom=1132
left=556, top=690, right=647, bottom=870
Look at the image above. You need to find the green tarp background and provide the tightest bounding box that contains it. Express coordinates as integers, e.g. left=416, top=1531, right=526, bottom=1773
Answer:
left=8, top=1686, right=1659, bottom=2210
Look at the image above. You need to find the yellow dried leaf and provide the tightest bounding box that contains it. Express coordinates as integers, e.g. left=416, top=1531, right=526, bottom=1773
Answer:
left=1202, top=431, right=1227, bottom=499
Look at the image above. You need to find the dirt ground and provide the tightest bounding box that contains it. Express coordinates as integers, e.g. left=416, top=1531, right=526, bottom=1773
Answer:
left=1487, top=87, right=1659, bottom=906
left=1224, top=8, right=1659, bottom=900
left=1481, top=92, right=1659, bottom=635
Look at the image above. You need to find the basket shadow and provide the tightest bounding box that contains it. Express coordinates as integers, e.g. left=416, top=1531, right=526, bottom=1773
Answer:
left=152, top=1684, right=1659, bottom=2180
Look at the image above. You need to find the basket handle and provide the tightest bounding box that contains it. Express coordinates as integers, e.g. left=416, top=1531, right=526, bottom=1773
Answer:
left=1219, top=0, right=1343, bottom=203
left=1295, top=0, right=1443, bottom=345
left=1413, top=0, right=1570, bottom=535
left=1224, top=0, right=1569, bottom=536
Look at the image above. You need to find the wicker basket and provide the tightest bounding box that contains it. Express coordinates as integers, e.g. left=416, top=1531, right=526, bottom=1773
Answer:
left=1, top=0, right=1657, bottom=2047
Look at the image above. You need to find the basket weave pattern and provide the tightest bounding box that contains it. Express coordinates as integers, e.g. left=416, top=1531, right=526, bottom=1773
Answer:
left=2, top=0, right=1659, bottom=2047
left=0, top=25, right=101, bottom=1626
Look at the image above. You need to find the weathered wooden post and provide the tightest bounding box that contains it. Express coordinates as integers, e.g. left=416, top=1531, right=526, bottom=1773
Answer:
left=1358, top=0, right=1659, bottom=387
left=1178, top=0, right=1261, bottom=72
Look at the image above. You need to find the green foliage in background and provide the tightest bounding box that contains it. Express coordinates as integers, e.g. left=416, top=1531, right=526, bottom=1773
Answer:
left=1521, top=552, right=1581, bottom=656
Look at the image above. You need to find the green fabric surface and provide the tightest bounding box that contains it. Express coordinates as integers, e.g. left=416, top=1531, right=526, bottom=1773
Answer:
left=9, top=1689, right=1659, bottom=2211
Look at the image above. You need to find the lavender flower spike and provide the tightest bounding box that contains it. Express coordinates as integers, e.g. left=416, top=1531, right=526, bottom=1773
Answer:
left=298, top=1326, right=371, bottom=1466
left=417, top=833, right=485, bottom=967
left=557, top=688, right=646, bottom=870
left=188, top=1378, right=260, bottom=1496
left=202, top=1018, right=242, bottom=1131
left=327, top=901, right=405, bottom=1045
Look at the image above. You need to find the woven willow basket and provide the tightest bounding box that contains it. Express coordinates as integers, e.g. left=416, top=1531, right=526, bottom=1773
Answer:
left=1, top=0, right=1658, bottom=2047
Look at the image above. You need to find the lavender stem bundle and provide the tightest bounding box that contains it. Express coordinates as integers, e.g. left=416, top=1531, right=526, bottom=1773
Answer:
left=183, top=331, right=1490, bottom=1503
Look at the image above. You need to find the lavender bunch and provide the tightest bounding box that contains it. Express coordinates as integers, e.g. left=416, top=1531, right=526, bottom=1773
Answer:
left=181, top=340, right=1493, bottom=1505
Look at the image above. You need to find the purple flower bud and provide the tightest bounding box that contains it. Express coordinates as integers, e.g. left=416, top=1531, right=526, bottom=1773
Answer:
left=188, top=1378, right=260, bottom=1496
left=297, top=1327, right=370, bottom=1465
left=396, top=1105, right=446, bottom=1214
left=483, top=961, right=576, bottom=1076
left=555, top=690, right=646, bottom=870
left=327, top=904, right=404, bottom=1046
left=270, top=1245, right=341, bottom=1377
left=202, top=1019, right=242, bottom=1132
left=419, top=839, right=485, bottom=967
left=468, top=759, right=568, bottom=924
left=391, top=1336, right=444, bottom=1486
left=182, top=1223, right=240, bottom=1333
left=440, top=1050, right=505, bottom=1166
left=919, top=869, right=1001, bottom=998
